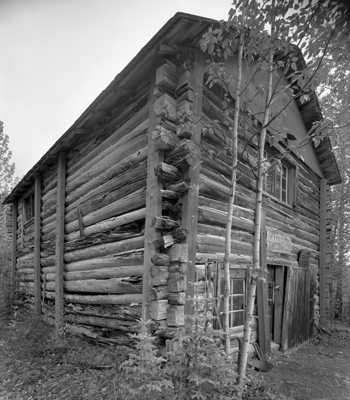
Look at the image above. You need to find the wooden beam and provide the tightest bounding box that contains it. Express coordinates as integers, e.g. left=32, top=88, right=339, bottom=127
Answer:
left=319, top=179, right=327, bottom=325
left=34, top=174, right=42, bottom=315
left=142, top=65, right=164, bottom=320
left=55, top=152, right=66, bottom=330
left=181, top=50, right=205, bottom=315
left=257, top=209, right=271, bottom=358
left=10, top=200, right=18, bottom=303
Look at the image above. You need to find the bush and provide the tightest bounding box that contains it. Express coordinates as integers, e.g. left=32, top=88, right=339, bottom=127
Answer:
left=119, top=315, right=238, bottom=400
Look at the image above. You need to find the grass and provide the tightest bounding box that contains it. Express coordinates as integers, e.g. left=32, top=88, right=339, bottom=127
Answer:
left=0, top=306, right=128, bottom=400
left=0, top=305, right=292, bottom=400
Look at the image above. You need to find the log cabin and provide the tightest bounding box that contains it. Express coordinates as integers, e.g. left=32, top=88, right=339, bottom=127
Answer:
left=3, top=12, right=341, bottom=355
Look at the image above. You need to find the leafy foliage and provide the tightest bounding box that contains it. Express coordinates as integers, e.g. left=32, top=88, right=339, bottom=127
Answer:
left=119, top=320, right=172, bottom=399
left=119, top=316, right=238, bottom=400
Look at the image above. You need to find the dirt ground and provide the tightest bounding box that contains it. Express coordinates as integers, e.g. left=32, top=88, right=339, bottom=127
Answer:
left=0, top=313, right=349, bottom=400
left=250, top=323, right=350, bottom=400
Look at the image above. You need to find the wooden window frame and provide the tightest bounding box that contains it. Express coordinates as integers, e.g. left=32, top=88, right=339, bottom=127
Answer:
left=23, top=191, right=35, bottom=224
left=213, top=262, right=247, bottom=333
left=263, top=148, right=297, bottom=207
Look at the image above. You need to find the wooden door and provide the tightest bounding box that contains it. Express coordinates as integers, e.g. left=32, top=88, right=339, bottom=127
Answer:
left=281, top=267, right=313, bottom=351
left=267, top=265, right=285, bottom=344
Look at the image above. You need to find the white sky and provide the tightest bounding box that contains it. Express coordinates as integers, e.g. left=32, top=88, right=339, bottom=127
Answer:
left=0, top=0, right=231, bottom=179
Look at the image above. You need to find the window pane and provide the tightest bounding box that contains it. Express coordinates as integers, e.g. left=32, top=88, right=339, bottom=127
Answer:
left=281, top=189, right=287, bottom=203
left=231, top=310, right=244, bottom=327
left=231, top=279, right=244, bottom=294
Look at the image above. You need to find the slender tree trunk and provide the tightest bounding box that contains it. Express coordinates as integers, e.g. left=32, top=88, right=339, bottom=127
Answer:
left=222, top=4, right=247, bottom=357
left=237, top=0, right=275, bottom=390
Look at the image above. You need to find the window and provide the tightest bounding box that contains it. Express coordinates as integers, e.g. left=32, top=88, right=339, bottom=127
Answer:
left=213, top=263, right=246, bottom=330
left=263, top=149, right=296, bottom=206
left=24, top=192, right=35, bottom=222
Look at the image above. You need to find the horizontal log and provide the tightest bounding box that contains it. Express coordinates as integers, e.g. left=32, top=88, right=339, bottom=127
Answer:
left=195, top=252, right=252, bottom=264
left=64, top=236, right=144, bottom=263
left=66, top=163, right=147, bottom=219
left=42, top=186, right=57, bottom=204
left=64, top=265, right=143, bottom=281
left=197, top=223, right=254, bottom=244
left=65, top=314, right=139, bottom=333
left=65, top=188, right=146, bottom=234
left=16, top=274, right=34, bottom=282
left=16, top=267, right=34, bottom=275
left=65, top=147, right=148, bottom=207
left=16, top=261, right=34, bottom=270
left=67, top=105, right=148, bottom=178
left=41, top=212, right=56, bottom=229
left=44, top=278, right=142, bottom=294
left=42, top=266, right=55, bottom=274
left=16, top=252, right=34, bottom=263
left=40, top=255, right=56, bottom=267
left=64, top=208, right=146, bottom=242
left=196, top=234, right=253, bottom=254
left=65, top=253, right=144, bottom=272
left=198, top=205, right=254, bottom=233
left=67, top=121, right=148, bottom=191
left=66, top=135, right=147, bottom=195
left=45, top=292, right=143, bottom=304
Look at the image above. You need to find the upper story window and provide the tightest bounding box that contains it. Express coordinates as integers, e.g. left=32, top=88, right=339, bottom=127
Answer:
left=24, top=192, right=35, bottom=222
left=263, top=149, right=296, bottom=206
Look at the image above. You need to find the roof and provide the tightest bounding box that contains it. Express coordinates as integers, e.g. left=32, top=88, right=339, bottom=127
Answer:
left=4, top=12, right=341, bottom=203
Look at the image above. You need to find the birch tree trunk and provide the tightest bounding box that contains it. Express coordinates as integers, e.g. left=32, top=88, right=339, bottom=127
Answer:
left=237, top=0, right=276, bottom=389
left=223, top=17, right=245, bottom=357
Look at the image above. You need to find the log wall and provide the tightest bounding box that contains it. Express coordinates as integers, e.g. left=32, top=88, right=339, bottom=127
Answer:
left=15, top=189, right=35, bottom=302
left=193, top=73, right=323, bottom=348
left=11, top=47, right=328, bottom=351
left=59, top=88, right=149, bottom=344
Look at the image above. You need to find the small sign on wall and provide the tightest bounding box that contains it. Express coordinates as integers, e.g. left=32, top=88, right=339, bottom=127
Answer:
left=298, top=250, right=310, bottom=268
left=267, top=231, right=292, bottom=254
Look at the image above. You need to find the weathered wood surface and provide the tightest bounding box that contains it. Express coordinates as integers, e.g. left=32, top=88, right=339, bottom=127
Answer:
left=63, top=236, right=144, bottom=263
left=64, top=253, right=144, bottom=272
left=65, top=147, right=148, bottom=207
left=65, top=314, right=139, bottom=332
left=66, top=102, right=149, bottom=177
left=44, top=278, right=142, bottom=294
left=42, top=265, right=143, bottom=282
left=65, top=189, right=146, bottom=235
left=45, top=292, right=143, bottom=304
left=66, top=120, right=148, bottom=191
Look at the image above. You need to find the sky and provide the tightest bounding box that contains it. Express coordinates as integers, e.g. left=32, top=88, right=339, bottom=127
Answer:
left=0, top=0, right=231, bottom=179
